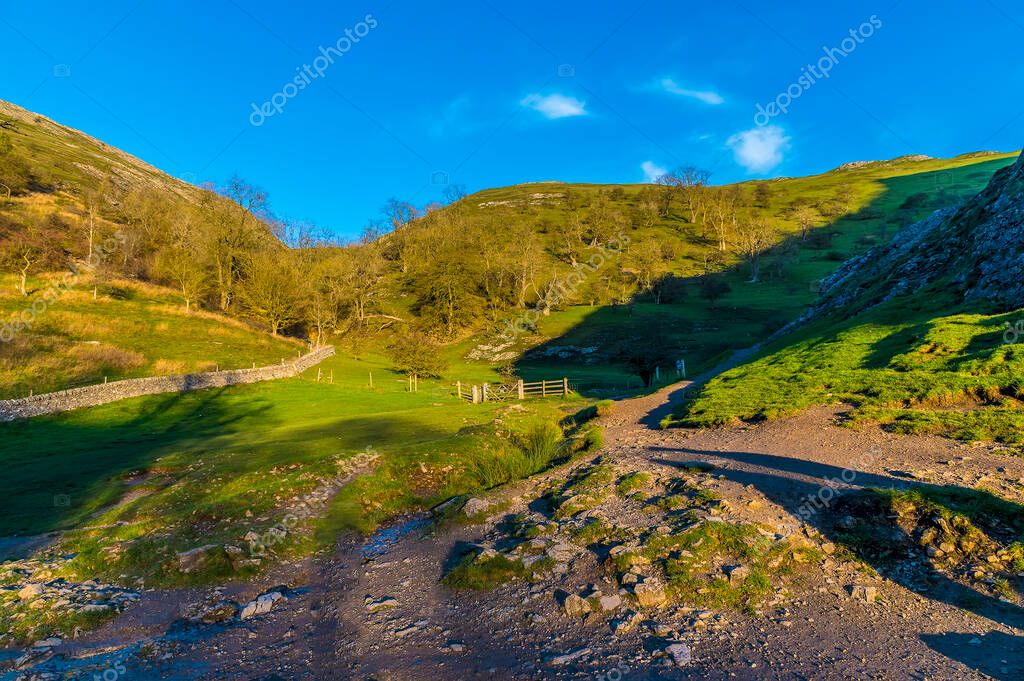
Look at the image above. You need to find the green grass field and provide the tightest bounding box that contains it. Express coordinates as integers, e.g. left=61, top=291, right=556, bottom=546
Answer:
left=0, top=348, right=595, bottom=587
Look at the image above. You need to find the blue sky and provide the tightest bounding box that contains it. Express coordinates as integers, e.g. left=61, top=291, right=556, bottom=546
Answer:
left=2, top=1, right=1022, bottom=237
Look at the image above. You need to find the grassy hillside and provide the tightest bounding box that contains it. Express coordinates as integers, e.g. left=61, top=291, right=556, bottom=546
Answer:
left=455, top=153, right=1018, bottom=389
left=666, top=153, right=1024, bottom=445
left=0, top=276, right=301, bottom=399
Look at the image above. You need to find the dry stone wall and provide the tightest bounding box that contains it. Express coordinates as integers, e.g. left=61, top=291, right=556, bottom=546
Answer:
left=0, top=346, right=335, bottom=422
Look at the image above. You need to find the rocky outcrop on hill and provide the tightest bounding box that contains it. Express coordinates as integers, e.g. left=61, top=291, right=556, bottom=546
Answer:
left=813, top=152, right=1024, bottom=318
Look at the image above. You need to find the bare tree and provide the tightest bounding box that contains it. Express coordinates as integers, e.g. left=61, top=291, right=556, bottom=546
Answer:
left=156, top=246, right=208, bottom=313
left=237, top=250, right=305, bottom=336
left=663, top=166, right=712, bottom=225
left=792, top=205, right=820, bottom=241
left=734, top=217, right=774, bottom=283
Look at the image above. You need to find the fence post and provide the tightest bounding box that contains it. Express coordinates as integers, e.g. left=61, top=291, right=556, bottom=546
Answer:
left=542, top=381, right=547, bottom=397
left=472, top=385, right=479, bottom=404
left=457, top=381, right=462, bottom=400
left=563, top=377, right=569, bottom=396
left=482, top=383, right=489, bottom=402
left=517, top=379, right=524, bottom=400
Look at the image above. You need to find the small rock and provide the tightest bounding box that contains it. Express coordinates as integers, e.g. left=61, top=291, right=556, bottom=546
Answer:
left=848, top=585, right=878, bottom=604
left=665, top=642, right=693, bottom=667
left=549, top=648, right=590, bottom=665
left=366, top=596, right=399, bottom=613
left=610, top=610, right=642, bottom=634
left=562, top=594, right=591, bottom=618
left=240, top=591, right=285, bottom=619
left=463, top=498, right=491, bottom=518
left=18, top=584, right=45, bottom=601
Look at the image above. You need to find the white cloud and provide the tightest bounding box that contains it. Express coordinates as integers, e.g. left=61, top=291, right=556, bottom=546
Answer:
left=727, top=126, right=790, bottom=173
left=520, top=93, right=588, bottom=119
left=659, top=78, right=724, bottom=105
left=641, top=161, right=667, bottom=183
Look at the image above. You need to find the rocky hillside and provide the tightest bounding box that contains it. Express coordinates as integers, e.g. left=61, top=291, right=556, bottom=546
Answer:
left=813, top=152, right=1024, bottom=318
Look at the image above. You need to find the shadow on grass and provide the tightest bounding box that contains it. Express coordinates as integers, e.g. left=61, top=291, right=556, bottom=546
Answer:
left=649, top=444, right=1024, bottom=676
left=513, top=159, right=1015, bottom=400
left=0, top=388, right=275, bottom=539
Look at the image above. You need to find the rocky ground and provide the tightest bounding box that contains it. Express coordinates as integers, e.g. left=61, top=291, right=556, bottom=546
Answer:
left=3, top=382, right=1024, bottom=680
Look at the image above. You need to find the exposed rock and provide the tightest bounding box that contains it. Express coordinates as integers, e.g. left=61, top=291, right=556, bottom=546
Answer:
left=549, top=647, right=590, bottom=665
left=463, top=498, right=492, bottom=518
left=240, top=591, right=285, bottom=619
left=665, top=642, right=693, bottom=667
left=632, top=578, right=668, bottom=608
left=562, top=593, right=591, bottom=618
left=366, top=596, right=399, bottom=613
left=18, top=583, right=45, bottom=601
left=176, top=545, right=229, bottom=574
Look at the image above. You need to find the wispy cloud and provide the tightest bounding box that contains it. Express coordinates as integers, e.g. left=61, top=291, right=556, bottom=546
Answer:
left=727, top=125, right=791, bottom=173
left=641, top=160, right=667, bottom=183
left=658, top=78, right=724, bottom=105
left=520, top=93, right=588, bottom=119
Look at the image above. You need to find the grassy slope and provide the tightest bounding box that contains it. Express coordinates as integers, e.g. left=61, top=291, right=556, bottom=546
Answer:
left=665, top=152, right=1024, bottom=442
left=466, top=154, right=1019, bottom=388
left=0, top=277, right=301, bottom=398
left=667, top=293, right=1024, bottom=443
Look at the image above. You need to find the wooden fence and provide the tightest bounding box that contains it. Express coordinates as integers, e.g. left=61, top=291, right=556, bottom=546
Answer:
left=456, top=377, right=570, bottom=404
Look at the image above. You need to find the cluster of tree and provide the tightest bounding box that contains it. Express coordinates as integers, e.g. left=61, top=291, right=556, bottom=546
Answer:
left=0, top=144, right=863, bottom=354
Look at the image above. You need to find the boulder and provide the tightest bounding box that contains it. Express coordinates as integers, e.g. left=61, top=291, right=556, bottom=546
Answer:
left=632, top=579, right=668, bottom=608
left=18, top=583, right=45, bottom=601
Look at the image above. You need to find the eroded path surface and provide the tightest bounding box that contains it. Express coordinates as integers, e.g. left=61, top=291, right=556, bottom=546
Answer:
left=9, top=383, right=1024, bottom=680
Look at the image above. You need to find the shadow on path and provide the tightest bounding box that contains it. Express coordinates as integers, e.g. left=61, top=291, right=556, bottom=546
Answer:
left=649, top=443, right=1024, bottom=677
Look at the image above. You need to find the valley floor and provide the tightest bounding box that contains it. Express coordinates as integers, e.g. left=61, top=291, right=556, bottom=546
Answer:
left=6, top=385, right=1024, bottom=680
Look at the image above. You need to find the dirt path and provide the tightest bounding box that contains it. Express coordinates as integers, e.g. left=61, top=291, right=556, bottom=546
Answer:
left=9, top=382, right=1024, bottom=680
